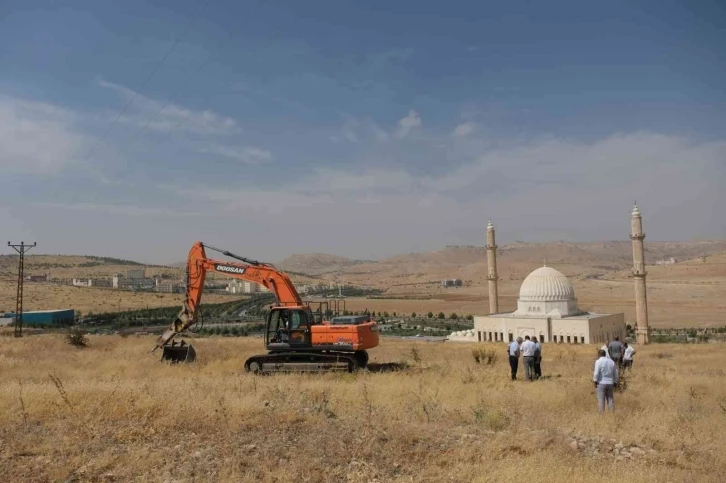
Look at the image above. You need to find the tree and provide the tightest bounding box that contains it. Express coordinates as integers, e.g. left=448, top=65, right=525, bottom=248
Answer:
left=427, top=312, right=433, bottom=319
left=383, top=311, right=389, bottom=317
left=437, top=312, right=445, bottom=319
left=466, top=315, right=473, bottom=321
left=411, top=312, right=416, bottom=318
left=392, top=312, right=397, bottom=317
left=450, top=313, right=458, bottom=320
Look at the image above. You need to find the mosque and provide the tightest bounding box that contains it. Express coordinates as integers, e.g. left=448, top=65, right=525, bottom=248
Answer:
left=448, top=206, right=650, bottom=345
left=458, top=264, right=625, bottom=344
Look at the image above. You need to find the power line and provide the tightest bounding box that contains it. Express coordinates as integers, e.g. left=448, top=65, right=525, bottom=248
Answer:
left=132, top=0, right=269, bottom=142
left=83, top=0, right=215, bottom=163
left=8, top=241, right=36, bottom=338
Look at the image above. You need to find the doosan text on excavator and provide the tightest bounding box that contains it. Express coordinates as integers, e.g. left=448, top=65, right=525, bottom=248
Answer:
left=153, top=242, right=379, bottom=373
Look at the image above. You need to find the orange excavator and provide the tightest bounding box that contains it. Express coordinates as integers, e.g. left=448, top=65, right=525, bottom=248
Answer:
left=153, top=242, right=379, bottom=373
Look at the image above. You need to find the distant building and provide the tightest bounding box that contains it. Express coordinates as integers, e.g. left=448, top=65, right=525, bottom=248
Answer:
left=26, top=274, right=48, bottom=282
left=112, top=273, right=151, bottom=290
left=451, top=266, right=625, bottom=344
left=126, top=268, right=145, bottom=280
left=157, top=281, right=182, bottom=293
left=441, top=279, right=463, bottom=287
left=655, top=257, right=677, bottom=265
left=73, top=278, right=111, bottom=288
left=0, top=309, right=75, bottom=326
left=225, top=280, right=269, bottom=294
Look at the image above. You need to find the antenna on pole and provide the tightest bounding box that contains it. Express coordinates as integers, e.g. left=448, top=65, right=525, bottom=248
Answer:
left=8, top=241, right=37, bottom=337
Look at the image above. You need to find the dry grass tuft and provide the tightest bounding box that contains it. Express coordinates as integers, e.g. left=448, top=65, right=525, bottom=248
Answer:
left=1, top=336, right=725, bottom=482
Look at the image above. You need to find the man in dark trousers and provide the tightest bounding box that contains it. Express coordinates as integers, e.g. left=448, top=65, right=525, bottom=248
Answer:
left=533, top=337, right=542, bottom=379
left=508, top=337, right=522, bottom=380
left=608, top=336, right=624, bottom=369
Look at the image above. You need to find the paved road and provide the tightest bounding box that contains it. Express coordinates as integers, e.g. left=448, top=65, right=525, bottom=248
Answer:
left=381, top=335, right=448, bottom=342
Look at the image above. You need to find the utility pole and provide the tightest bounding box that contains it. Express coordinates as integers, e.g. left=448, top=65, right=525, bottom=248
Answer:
left=8, top=241, right=36, bottom=337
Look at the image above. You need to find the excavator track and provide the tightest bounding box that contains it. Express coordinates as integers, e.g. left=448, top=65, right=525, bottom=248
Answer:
left=244, top=351, right=360, bottom=374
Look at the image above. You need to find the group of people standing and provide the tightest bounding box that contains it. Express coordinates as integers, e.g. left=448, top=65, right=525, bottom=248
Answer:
left=599, top=336, right=636, bottom=370
left=505, top=334, right=639, bottom=413
left=593, top=336, right=636, bottom=412
left=507, top=335, right=542, bottom=381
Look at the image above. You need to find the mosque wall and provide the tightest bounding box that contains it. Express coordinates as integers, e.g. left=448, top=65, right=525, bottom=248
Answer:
left=586, top=313, right=626, bottom=344
left=474, top=313, right=625, bottom=345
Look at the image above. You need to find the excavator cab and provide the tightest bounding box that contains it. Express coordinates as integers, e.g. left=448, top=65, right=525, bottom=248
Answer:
left=266, top=307, right=313, bottom=350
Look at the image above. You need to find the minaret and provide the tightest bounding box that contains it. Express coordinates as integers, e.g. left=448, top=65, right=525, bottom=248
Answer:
left=630, top=203, right=650, bottom=345
left=486, top=220, right=499, bottom=314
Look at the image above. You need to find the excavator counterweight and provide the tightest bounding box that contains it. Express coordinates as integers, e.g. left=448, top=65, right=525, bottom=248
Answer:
left=154, top=242, right=379, bottom=372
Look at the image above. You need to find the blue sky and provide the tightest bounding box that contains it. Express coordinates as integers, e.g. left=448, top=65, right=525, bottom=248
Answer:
left=1, top=0, right=724, bottom=263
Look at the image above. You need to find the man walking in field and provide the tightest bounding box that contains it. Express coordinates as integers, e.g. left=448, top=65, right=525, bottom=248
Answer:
left=608, top=336, right=624, bottom=369
left=533, top=337, right=542, bottom=379
left=521, top=335, right=537, bottom=381
left=622, top=342, right=635, bottom=370
left=593, top=349, right=619, bottom=412
left=508, top=337, right=522, bottom=380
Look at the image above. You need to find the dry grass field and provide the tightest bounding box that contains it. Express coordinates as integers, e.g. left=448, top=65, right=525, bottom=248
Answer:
left=1, top=335, right=725, bottom=482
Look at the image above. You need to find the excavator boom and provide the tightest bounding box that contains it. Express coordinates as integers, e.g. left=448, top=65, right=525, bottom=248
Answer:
left=154, top=242, right=302, bottom=350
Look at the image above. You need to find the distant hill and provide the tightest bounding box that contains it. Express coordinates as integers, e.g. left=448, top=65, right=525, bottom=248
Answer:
left=0, top=254, right=181, bottom=281
left=276, top=253, right=373, bottom=276
left=3, top=239, right=724, bottom=289
left=294, top=240, right=726, bottom=290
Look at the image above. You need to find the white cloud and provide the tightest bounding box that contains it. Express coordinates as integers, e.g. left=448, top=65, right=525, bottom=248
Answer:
left=199, top=145, right=273, bottom=164
left=0, top=95, right=87, bottom=174
left=452, top=122, right=475, bottom=138
left=395, top=109, right=422, bottom=138
left=165, top=131, right=725, bottom=257
left=338, top=116, right=389, bottom=144
left=98, top=79, right=238, bottom=135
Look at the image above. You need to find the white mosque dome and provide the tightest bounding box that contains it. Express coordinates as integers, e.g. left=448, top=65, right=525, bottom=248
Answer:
left=518, top=266, right=575, bottom=302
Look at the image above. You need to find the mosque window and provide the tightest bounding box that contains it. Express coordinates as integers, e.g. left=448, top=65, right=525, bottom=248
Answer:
left=567, top=336, right=571, bottom=344
left=508, top=333, right=513, bottom=342
left=581, top=336, right=585, bottom=344
left=488, top=331, right=493, bottom=341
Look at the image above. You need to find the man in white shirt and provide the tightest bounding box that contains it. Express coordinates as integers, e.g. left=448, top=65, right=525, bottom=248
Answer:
left=508, top=337, right=521, bottom=380
left=520, top=335, right=537, bottom=381
left=593, top=349, right=619, bottom=412
left=622, top=342, right=636, bottom=370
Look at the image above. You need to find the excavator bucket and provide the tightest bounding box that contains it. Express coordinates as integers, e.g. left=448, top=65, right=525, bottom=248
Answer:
left=160, top=340, right=196, bottom=363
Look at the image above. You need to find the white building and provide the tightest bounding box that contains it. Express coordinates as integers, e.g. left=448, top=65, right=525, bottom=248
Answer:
left=441, top=279, right=463, bottom=287
left=449, top=266, right=625, bottom=344
left=226, top=280, right=270, bottom=294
